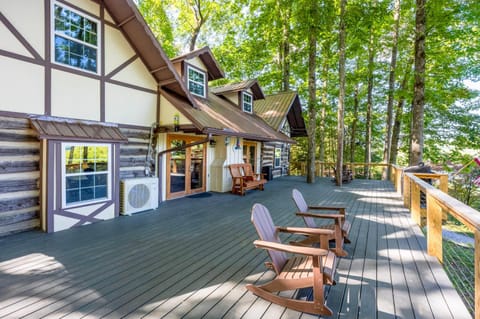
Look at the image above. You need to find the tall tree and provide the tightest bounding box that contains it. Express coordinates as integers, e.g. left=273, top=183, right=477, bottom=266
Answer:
left=336, top=0, right=347, bottom=186
left=137, top=0, right=177, bottom=57
left=410, top=0, right=426, bottom=165
left=364, top=1, right=376, bottom=179
left=390, top=58, right=413, bottom=165
left=306, top=0, right=319, bottom=183
left=350, top=84, right=359, bottom=163
left=278, top=0, right=292, bottom=91
left=382, top=0, right=401, bottom=178
left=187, top=0, right=208, bottom=51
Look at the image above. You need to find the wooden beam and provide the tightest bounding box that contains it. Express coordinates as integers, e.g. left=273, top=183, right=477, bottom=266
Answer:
left=426, top=194, right=443, bottom=263
left=150, top=65, right=169, bottom=74
left=117, top=15, right=136, bottom=27
left=475, top=229, right=480, bottom=319
left=158, top=78, right=178, bottom=86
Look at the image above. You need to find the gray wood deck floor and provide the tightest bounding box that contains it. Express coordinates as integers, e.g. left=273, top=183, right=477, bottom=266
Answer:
left=0, top=177, right=471, bottom=318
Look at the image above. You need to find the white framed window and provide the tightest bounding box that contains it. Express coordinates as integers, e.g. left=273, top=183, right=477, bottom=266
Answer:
left=242, top=92, right=253, bottom=113
left=52, top=2, right=99, bottom=73
left=274, top=147, right=282, bottom=168
left=62, top=143, right=111, bottom=207
left=187, top=65, right=206, bottom=97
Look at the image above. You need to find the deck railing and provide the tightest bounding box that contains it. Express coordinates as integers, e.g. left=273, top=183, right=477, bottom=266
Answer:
left=290, top=161, right=389, bottom=179
left=392, top=164, right=480, bottom=318
left=291, top=161, right=479, bottom=317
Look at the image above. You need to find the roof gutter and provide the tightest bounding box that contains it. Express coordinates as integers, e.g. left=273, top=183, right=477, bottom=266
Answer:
left=203, top=127, right=295, bottom=144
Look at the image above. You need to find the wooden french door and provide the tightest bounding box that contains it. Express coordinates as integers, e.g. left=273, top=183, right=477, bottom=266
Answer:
left=243, top=141, right=257, bottom=172
left=167, top=135, right=206, bottom=199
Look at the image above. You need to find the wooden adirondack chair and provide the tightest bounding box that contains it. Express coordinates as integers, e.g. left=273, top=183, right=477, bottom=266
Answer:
left=292, top=188, right=351, bottom=257
left=228, top=163, right=267, bottom=195
left=247, top=203, right=337, bottom=316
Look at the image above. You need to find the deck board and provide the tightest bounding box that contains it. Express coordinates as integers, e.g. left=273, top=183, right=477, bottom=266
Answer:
left=0, top=176, right=472, bottom=318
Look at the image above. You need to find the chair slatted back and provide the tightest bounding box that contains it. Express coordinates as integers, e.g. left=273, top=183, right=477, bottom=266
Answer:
left=229, top=164, right=242, bottom=178
left=292, top=189, right=317, bottom=228
left=251, top=203, right=287, bottom=274
left=243, top=164, right=255, bottom=181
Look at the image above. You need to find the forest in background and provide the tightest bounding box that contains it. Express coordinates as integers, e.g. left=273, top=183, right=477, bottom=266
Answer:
left=137, top=0, right=480, bottom=203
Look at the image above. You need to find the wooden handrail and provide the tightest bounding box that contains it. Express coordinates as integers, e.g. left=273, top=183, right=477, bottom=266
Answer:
left=403, top=172, right=480, bottom=318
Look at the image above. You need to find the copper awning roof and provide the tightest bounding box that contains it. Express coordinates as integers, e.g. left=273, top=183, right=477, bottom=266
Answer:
left=254, top=91, right=308, bottom=137
left=161, top=89, right=295, bottom=144
left=30, top=117, right=128, bottom=143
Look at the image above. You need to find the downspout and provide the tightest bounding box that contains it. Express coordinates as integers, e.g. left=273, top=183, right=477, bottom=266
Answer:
left=156, top=133, right=212, bottom=201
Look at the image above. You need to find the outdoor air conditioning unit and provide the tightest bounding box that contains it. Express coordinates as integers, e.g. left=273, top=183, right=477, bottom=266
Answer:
left=120, top=177, right=159, bottom=215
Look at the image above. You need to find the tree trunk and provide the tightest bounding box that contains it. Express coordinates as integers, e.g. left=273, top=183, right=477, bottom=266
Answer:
left=382, top=0, right=401, bottom=179
left=410, top=0, right=426, bottom=165
left=188, top=0, right=205, bottom=52
left=319, top=47, right=330, bottom=177
left=336, top=0, right=347, bottom=186
left=350, top=84, right=359, bottom=163
left=364, top=8, right=375, bottom=180
left=280, top=5, right=291, bottom=92
left=390, top=58, right=413, bottom=165
left=306, top=1, right=318, bottom=184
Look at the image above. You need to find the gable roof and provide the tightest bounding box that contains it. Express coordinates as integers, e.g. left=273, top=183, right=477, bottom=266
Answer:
left=171, top=47, right=224, bottom=81
left=254, top=91, right=308, bottom=137
left=103, top=0, right=194, bottom=104
left=211, top=79, right=265, bottom=100
left=161, top=89, right=294, bottom=144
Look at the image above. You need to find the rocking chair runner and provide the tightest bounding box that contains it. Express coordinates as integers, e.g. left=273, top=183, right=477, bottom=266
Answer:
left=247, top=203, right=337, bottom=316
left=292, top=189, right=351, bottom=257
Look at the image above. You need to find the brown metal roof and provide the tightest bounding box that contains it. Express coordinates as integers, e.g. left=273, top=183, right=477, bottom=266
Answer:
left=161, top=89, right=295, bottom=143
left=254, top=91, right=308, bottom=137
left=30, top=117, right=128, bottom=143
left=211, top=79, right=265, bottom=100
left=103, top=0, right=194, bottom=105
left=171, top=47, right=225, bottom=81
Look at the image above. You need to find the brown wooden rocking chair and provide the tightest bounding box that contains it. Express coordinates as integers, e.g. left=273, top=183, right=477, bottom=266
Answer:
left=292, top=188, right=351, bottom=257
left=247, top=203, right=337, bottom=316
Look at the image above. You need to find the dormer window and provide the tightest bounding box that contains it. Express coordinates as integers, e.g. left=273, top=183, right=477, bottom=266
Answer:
left=242, top=92, right=253, bottom=113
left=187, top=65, right=206, bottom=98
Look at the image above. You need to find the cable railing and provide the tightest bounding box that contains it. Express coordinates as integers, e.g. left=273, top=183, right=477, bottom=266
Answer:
left=291, top=161, right=479, bottom=317
left=393, top=164, right=479, bottom=318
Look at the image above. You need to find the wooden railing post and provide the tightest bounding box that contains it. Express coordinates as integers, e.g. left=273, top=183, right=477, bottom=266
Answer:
left=476, top=229, right=480, bottom=319
left=395, top=167, right=403, bottom=195
left=426, top=194, right=443, bottom=263
left=411, top=183, right=421, bottom=226
left=403, top=174, right=411, bottom=209
left=439, top=174, right=448, bottom=194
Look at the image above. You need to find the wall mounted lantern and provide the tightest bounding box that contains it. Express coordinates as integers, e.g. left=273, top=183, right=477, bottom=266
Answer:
left=173, top=113, right=180, bottom=132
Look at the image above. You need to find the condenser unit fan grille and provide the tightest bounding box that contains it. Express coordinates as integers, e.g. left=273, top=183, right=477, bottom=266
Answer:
left=128, top=183, right=151, bottom=208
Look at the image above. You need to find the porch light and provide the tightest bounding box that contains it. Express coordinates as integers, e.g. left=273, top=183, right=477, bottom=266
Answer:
left=224, top=136, right=230, bottom=145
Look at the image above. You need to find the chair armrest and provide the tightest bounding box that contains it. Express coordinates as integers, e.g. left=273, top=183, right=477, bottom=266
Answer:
left=253, top=173, right=266, bottom=179
left=277, top=226, right=335, bottom=237
left=253, top=240, right=329, bottom=256
left=307, top=206, right=346, bottom=215
left=232, top=176, right=244, bottom=184
left=296, top=212, right=345, bottom=220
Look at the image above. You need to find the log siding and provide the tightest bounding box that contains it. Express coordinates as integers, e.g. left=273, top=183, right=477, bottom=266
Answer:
left=0, top=117, right=41, bottom=236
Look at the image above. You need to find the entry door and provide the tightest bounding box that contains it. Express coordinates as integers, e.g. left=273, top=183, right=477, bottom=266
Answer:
left=243, top=141, right=257, bottom=172
left=167, top=135, right=206, bottom=199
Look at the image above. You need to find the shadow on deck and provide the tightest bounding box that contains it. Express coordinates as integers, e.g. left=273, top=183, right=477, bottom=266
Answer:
left=0, top=176, right=471, bottom=318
